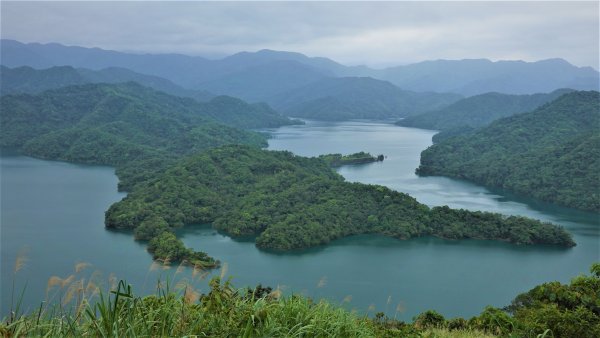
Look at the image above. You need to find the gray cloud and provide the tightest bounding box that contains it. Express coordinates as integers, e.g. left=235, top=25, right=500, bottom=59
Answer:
left=2, top=1, right=598, bottom=69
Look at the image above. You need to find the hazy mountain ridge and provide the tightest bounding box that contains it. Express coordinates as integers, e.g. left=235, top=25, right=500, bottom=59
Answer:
left=269, top=76, right=462, bottom=120
left=3, top=39, right=597, bottom=97
left=376, top=58, right=599, bottom=95
left=0, top=65, right=214, bottom=101
left=0, top=65, right=300, bottom=129
left=397, top=88, right=575, bottom=133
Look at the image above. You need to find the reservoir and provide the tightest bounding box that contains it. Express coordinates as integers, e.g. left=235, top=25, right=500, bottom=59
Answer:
left=2, top=120, right=598, bottom=319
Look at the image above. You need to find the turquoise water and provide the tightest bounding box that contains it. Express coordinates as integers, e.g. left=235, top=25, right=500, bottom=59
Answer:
left=1, top=120, right=598, bottom=320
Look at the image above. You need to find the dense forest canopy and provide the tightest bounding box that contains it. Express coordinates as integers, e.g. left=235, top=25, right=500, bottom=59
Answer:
left=418, top=91, right=600, bottom=212
left=106, top=145, right=575, bottom=259
left=0, top=82, right=271, bottom=191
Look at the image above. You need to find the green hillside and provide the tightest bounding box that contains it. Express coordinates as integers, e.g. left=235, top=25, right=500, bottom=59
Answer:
left=269, top=77, right=461, bottom=121
left=397, top=89, right=573, bottom=135
left=0, top=82, right=269, bottom=191
left=0, top=65, right=214, bottom=101
left=418, top=91, right=600, bottom=211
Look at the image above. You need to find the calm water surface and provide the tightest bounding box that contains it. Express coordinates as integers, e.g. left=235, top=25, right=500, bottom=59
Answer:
left=2, top=120, right=598, bottom=320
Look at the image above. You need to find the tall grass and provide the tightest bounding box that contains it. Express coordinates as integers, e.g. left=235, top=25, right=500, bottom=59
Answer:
left=1, top=254, right=501, bottom=337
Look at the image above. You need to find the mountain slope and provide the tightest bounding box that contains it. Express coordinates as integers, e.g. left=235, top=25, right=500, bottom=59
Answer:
left=0, top=82, right=276, bottom=189
left=397, top=89, right=574, bottom=132
left=196, top=60, right=329, bottom=102
left=268, top=77, right=462, bottom=120
left=0, top=65, right=214, bottom=101
left=1, top=66, right=296, bottom=129
left=417, top=91, right=600, bottom=211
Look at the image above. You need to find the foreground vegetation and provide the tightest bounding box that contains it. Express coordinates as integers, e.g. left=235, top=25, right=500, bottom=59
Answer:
left=418, top=91, right=600, bottom=212
left=2, top=262, right=598, bottom=337
left=106, top=145, right=574, bottom=264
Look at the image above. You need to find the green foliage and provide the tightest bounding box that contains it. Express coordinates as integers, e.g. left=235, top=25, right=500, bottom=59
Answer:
left=418, top=91, right=600, bottom=212
left=106, top=144, right=575, bottom=251
left=3, top=264, right=599, bottom=337
left=0, top=82, right=270, bottom=189
left=397, top=89, right=573, bottom=134
left=319, top=151, right=384, bottom=167
left=468, top=306, right=515, bottom=336
left=504, top=263, right=600, bottom=337
left=147, top=232, right=218, bottom=268
left=414, top=310, right=447, bottom=329
left=0, top=82, right=283, bottom=265
left=0, top=65, right=215, bottom=101
left=1, top=277, right=380, bottom=337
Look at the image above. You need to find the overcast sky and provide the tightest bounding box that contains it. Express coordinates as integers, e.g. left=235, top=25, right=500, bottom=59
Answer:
left=2, top=1, right=598, bottom=69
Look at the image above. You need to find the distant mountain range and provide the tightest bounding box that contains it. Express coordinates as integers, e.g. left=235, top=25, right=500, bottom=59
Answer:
left=3, top=39, right=598, bottom=99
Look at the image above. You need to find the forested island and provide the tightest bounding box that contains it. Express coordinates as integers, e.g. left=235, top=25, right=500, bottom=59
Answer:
left=106, top=145, right=574, bottom=263
left=319, top=151, right=384, bottom=167
left=418, top=91, right=600, bottom=212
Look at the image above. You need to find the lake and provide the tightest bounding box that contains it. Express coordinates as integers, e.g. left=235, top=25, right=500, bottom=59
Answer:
left=2, top=120, right=598, bottom=320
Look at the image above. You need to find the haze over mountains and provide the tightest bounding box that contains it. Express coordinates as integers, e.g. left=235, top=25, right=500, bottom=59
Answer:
left=397, top=89, right=575, bottom=134
left=3, top=39, right=598, bottom=102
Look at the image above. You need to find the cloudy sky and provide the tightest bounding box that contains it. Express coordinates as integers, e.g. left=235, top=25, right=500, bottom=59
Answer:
left=2, top=1, right=598, bottom=69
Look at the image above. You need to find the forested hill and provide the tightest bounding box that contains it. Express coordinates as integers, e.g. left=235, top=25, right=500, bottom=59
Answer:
left=106, top=144, right=575, bottom=258
left=0, top=82, right=269, bottom=190
left=396, top=88, right=573, bottom=132
left=0, top=65, right=214, bottom=101
left=417, top=91, right=600, bottom=212
left=268, top=77, right=462, bottom=120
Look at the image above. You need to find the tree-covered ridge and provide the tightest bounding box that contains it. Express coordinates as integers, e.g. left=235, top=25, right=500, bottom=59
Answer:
left=0, top=82, right=272, bottom=189
left=0, top=65, right=214, bottom=101
left=106, top=145, right=575, bottom=254
left=418, top=91, right=600, bottom=212
left=268, top=77, right=462, bottom=121
left=0, top=66, right=298, bottom=129
left=396, top=89, right=573, bottom=134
